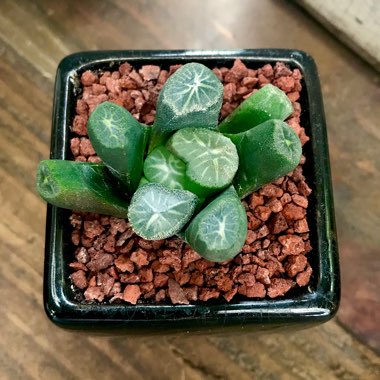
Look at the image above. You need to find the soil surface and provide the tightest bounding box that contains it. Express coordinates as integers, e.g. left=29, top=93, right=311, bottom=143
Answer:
left=68, top=59, right=312, bottom=304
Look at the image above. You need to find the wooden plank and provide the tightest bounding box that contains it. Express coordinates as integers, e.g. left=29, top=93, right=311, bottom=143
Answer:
left=0, top=0, right=379, bottom=378
left=297, top=0, right=380, bottom=72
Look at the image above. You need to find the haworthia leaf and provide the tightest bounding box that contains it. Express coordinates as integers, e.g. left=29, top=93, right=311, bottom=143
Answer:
left=143, top=146, right=187, bottom=190
left=228, top=119, right=302, bottom=198
left=149, top=63, right=223, bottom=151
left=128, top=183, right=198, bottom=240
left=87, top=101, right=146, bottom=194
left=218, top=84, right=293, bottom=134
left=167, top=128, right=239, bottom=197
left=138, top=176, right=150, bottom=187
left=185, top=186, right=247, bottom=262
left=36, top=160, right=129, bottom=217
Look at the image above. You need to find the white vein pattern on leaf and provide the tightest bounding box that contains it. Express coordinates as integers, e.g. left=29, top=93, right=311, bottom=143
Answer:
left=98, top=107, right=127, bottom=148
left=132, top=195, right=192, bottom=237
left=197, top=206, right=239, bottom=249
left=171, top=129, right=238, bottom=186
left=164, top=65, right=221, bottom=115
left=145, top=148, right=185, bottom=189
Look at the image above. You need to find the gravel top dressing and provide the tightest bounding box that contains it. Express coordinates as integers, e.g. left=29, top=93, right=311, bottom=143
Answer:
left=68, top=59, right=313, bottom=305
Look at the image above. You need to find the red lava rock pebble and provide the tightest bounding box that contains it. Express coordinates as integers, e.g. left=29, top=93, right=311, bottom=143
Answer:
left=282, top=203, right=306, bottom=221
left=155, top=289, right=166, bottom=302
left=97, top=272, right=115, bottom=296
left=139, top=65, right=160, bottom=81
left=238, top=272, right=256, bottom=287
left=256, top=225, right=270, bottom=239
left=294, top=218, right=310, bottom=233
left=114, top=255, right=134, bottom=273
left=140, top=282, right=154, bottom=294
left=260, top=184, right=284, bottom=198
left=154, top=273, right=169, bottom=288
left=246, top=283, right=266, bottom=298
left=69, top=262, right=88, bottom=272
left=84, top=286, right=104, bottom=302
left=255, top=267, right=271, bottom=285
left=75, top=247, right=89, bottom=264
left=70, top=137, right=80, bottom=156
left=249, top=194, right=264, bottom=209
left=245, top=230, right=256, bottom=245
left=130, top=249, right=149, bottom=267
left=279, top=235, right=305, bottom=255
left=110, top=282, right=121, bottom=296
left=72, top=115, right=88, bottom=136
left=120, top=273, right=140, bottom=284
left=183, top=286, right=198, bottom=302
left=109, top=217, right=129, bottom=235
left=296, top=264, right=313, bottom=287
left=267, top=279, right=294, bottom=298
left=83, top=220, right=104, bottom=239
left=199, top=288, right=220, bottom=302
left=81, top=71, right=98, bottom=86
left=292, top=194, right=308, bottom=208
left=247, top=213, right=262, bottom=230
left=70, top=270, right=87, bottom=289
left=223, top=287, right=238, bottom=302
left=214, top=274, right=234, bottom=292
left=86, top=252, right=114, bottom=272
left=123, top=285, right=141, bottom=305
left=103, top=235, right=116, bottom=253
left=107, top=266, right=119, bottom=280
left=285, top=255, right=308, bottom=277
left=189, top=271, right=204, bottom=287
left=68, top=59, right=313, bottom=304
left=266, top=198, right=283, bottom=213
left=254, top=205, right=272, bottom=221
left=287, top=180, right=299, bottom=195
left=151, top=261, right=170, bottom=273
left=174, top=271, right=191, bottom=286
left=168, top=279, right=189, bottom=305
left=139, top=268, right=153, bottom=283
left=298, top=181, right=312, bottom=196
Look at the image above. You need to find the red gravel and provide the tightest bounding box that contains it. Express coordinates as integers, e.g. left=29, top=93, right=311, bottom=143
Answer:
left=68, top=59, right=313, bottom=304
left=168, top=279, right=190, bottom=305
left=123, top=284, right=141, bottom=305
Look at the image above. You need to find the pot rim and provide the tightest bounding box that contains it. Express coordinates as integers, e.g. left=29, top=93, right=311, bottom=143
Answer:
left=44, top=49, right=340, bottom=331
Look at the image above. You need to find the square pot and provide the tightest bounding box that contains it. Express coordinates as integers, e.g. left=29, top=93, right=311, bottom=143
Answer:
left=44, top=49, right=340, bottom=332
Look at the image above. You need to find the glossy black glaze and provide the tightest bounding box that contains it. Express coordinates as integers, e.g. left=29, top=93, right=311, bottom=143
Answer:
left=44, top=50, right=340, bottom=332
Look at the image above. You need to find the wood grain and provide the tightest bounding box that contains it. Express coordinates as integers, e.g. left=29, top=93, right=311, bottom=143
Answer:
left=297, top=0, right=380, bottom=72
left=0, top=0, right=379, bottom=378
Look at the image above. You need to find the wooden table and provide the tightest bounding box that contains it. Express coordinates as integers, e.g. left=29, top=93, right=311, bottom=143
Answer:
left=0, top=1, right=379, bottom=378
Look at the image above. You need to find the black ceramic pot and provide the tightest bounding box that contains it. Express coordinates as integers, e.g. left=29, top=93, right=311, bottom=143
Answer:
left=44, top=49, right=340, bottom=332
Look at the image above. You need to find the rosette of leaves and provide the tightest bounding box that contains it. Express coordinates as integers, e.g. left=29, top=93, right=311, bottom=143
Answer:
left=148, top=62, right=224, bottom=152
left=36, top=61, right=302, bottom=262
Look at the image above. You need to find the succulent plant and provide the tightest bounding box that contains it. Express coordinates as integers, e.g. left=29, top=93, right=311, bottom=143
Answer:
left=36, top=62, right=302, bottom=262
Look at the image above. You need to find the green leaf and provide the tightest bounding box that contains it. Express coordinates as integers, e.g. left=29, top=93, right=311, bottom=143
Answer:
left=138, top=176, right=150, bottom=187
left=218, top=84, right=293, bottom=134
left=87, top=101, right=146, bottom=194
left=36, top=160, right=129, bottom=217
left=149, top=63, right=223, bottom=151
left=128, top=183, right=198, bottom=240
left=228, top=119, right=302, bottom=198
left=185, top=186, right=247, bottom=262
left=143, top=145, right=187, bottom=190
left=167, top=128, right=239, bottom=197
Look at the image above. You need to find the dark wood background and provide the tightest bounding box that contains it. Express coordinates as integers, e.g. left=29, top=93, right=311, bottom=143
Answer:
left=0, top=0, right=379, bottom=378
